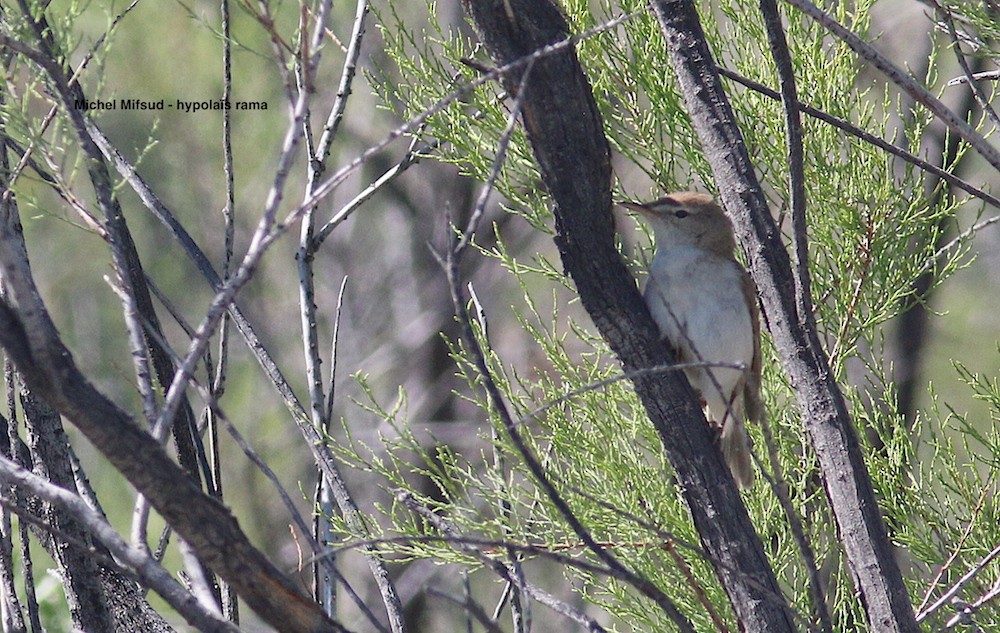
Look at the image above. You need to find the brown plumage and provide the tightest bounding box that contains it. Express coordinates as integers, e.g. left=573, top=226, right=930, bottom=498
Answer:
left=623, top=192, right=761, bottom=487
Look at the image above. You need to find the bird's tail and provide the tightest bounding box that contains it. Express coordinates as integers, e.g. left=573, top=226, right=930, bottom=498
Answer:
left=721, top=417, right=754, bottom=488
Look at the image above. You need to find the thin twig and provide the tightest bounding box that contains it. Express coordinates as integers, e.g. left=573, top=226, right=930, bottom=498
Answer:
left=468, top=283, right=528, bottom=633
left=753, top=417, right=830, bottom=633
left=434, top=59, right=696, bottom=633
left=454, top=80, right=525, bottom=255
left=312, top=137, right=437, bottom=248
left=781, top=0, right=1000, bottom=172
left=917, top=541, right=1000, bottom=622
left=945, top=576, right=1000, bottom=628
left=759, top=0, right=817, bottom=337
left=3, top=358, right=42, bottom=633
left=917, top=481, right=993, bottom=613
left=661, top=540, right=731, bottom=632
left=928, top=0, right=1000, bottom=127
left=215, top=0, right=238, bottom=621
left=315, top=0, right=369, bottom=165
left=241, top=0, right=295, bottom=102
left=947, top=70, right=1000, bottom=86
left=756, top=4, right=831, bottom=628
left=513, top=360, right=746, bottom=429
left=716, top=66, right=1000, bottom=211
left=923, top=208, right=1000, bottom=272
left=0, top=455, right=241, bottom=633
left=324, top=276, right=349, bottom=426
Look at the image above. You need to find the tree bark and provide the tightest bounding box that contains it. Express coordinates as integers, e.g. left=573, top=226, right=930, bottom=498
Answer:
left=19, top=388, right=115, bottom=632
left=460, top=1, right=796, bottom=630
left=0, top=187, right=345, bottom=633
left=649, top=1, right=918, bottom=630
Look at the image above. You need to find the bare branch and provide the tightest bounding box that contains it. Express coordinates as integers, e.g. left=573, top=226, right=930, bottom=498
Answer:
left=781, top=0, right=1000, bottom=173
left=460, top=1, right=797, bottom=630
left=917, top=541, right=1000, bottom=623
left=315, top=0, right=369, bottom=165
left=917, top=467, right=994, bottom=614
left=649, top=0, right=918, bottom=629
left=312, top=138, right=437, bottom=248
left=947, top=70, right=1000, bottom=86
left=927, top=0, right=1000, bottom=128
left=0, top=172, right=341, bottom=633
left=0, top=454, right=240, bottom=633
left=85, top=118, right=401, bottom=633
left=759, top=0, right=816, bottom=336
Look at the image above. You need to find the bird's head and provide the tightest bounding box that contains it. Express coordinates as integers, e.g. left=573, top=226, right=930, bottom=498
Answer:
left=620, top=191, right=736, bottom=255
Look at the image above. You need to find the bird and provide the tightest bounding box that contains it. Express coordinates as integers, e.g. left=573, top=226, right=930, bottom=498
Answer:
left=621, top=191, right=762, bottom=487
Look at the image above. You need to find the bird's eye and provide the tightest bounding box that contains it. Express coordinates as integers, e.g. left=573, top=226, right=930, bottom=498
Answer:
left=674, top=209, right=689, bottom=219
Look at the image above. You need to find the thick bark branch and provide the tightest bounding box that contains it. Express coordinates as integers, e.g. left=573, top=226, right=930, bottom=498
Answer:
left=0, top=299, right=344, bottom=633
left=459, top=1, right=795, bottom=630
left=19, top=388, right=115, bottom=631
left=0, top=182, right=343, bottom=632
left=649, top=1, right=918, bottom=630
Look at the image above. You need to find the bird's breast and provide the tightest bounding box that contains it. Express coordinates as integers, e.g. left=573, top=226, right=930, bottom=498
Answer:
left=643, top=248, right=754, bottom=373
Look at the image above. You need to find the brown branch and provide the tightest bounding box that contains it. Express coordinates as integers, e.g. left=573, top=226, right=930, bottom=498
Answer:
left=0, top=454, right=239, bottom=633
left=0, top=298, right=345, bottom=633
left=649, top=0, right=919, bottom=630
left=459, top=1, right=796, bottom=631
left=12, top=3, right=208, bottom=495
left=0, top=106, right=341, bottom=631
left=716, top=67, right=1000, bottom=211
left=18, top=388, right=115, bottom=630
left=781, top=0, right=1000, bottom=173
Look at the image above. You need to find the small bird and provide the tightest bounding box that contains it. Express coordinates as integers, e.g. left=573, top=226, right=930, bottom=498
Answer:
left=622, top=191, right=762, bottom=487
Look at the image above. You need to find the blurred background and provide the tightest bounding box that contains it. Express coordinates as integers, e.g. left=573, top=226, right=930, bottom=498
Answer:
left=7, top=0, right=1000, bottom=629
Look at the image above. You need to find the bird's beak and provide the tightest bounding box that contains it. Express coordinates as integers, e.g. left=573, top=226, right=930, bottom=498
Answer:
left=617, top=200, right=650, bottom=214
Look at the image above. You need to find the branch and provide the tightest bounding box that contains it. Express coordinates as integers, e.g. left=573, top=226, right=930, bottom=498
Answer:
left=927, top=0, right=1000, bottom=128
left=781, top=0, right=1000, bottom=173
left=0, top=298, right=348, bottom=631
left=13, top=1, right=208, bottom=492
left=918, top=540, right=1000, bottom=623
left=649, top=0, right=918, bottom=630
left=759, top=0, right=816, bottom=336
left=459, top=1, right=797, bottom=631
left=716, top=67, right=1000, bottom=211
left=0, top=178, right=342, bottom=633
left=85, top=119, right=400, bottom=633
left=755, top=3, right=832, bottom=629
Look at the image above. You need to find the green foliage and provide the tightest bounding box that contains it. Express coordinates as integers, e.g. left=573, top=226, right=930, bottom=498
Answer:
left=350, top=0, right=991, bottom=630
left=4, top=0, right=995, bottom=628
left=929, top=0, right=1000, bottom=62
left=873, top=361, right=1000, bottom=631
